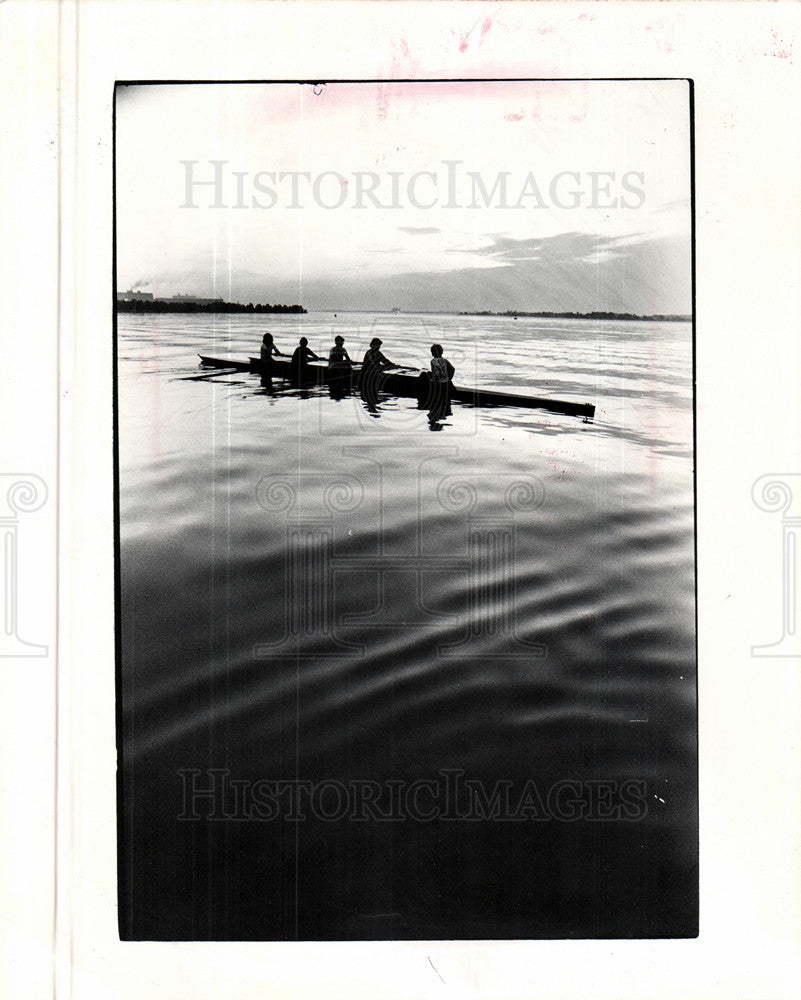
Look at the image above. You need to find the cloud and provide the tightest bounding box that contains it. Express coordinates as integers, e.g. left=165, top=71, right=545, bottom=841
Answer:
left=398, top=226, right=441, bottom=235
left=454, top=231, right=650, bottom=265
left=299, top=231, right=691, bottom=315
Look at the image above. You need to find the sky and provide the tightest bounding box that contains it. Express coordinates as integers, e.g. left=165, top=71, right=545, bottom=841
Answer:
left=115, top=81, right=692, bottom=314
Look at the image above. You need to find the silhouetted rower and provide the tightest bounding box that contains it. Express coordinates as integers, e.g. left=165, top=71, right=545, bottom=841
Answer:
left=327, top=335, right=353, bottom=398
left=328, top=335, right=352, bottom=368
left=259, top=332, right=288, bottom=379
left=260, top=332, right=288, bottom=362
left=360, top=337, right=396, bottom=405
left=361, top=337, right=397, bottom=372
left=290, top=336, right=321, bottom=384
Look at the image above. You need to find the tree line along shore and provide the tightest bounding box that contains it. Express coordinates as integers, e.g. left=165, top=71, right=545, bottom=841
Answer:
left=458, top=310, right=691, bottom=322
left=116, top=298, right=306, bottom=314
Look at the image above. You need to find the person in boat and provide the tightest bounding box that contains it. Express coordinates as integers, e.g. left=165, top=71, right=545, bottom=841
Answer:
left=424, top=343, right=455, bottom=422
left=260, top=331, right=288, bottom=362
left=289, top=336, right=321, bottom=384
left=361, top=337, right=399, bottom=376
left=360, top=337, right=396, bottom=406
left=259, top=332, right=288, bottom=381
left=361, top=337, right=396, bottom=371
left=327, top=335, right=352, bottom=368
left=429, top=343, right=454, bottom=383
left=327, top=335, right=352, bottom=398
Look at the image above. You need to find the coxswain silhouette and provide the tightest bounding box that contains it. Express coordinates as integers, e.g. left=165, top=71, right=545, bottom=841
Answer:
left=421, top=343, right=455, bottom=425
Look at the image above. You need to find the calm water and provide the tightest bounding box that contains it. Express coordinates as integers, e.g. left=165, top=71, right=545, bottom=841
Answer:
left=117, top=311, right=696, bottom=940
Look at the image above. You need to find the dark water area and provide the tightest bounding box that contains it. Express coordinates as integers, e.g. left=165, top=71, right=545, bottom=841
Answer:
left=117, top=312, right=696, bottom=940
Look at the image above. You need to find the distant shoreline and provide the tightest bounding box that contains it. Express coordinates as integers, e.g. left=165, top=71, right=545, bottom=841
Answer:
left=115, top=298, right=689, bottom=322
left=456, top=310, right=691, bottom=322
left=116, top=297, right=306, bottom=315
left=319, top=309, right=691, bottom=320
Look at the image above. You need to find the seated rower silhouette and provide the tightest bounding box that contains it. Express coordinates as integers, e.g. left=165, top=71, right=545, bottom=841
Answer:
left=327, top=335, right=353, bottom=398
left=260, top=331, right=289, bottom=362
left=360, top=337, right=396, bottom=408
left=328, top=335, right=351, bottom=364
left=361, top=337, right=396, bottom=372
left=289, top=336, right=321, bottom=385
left=259, top=331, right=289, bottom=383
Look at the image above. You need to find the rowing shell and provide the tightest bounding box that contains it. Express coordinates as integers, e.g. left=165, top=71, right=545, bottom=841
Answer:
left=197, top=355, right=596, bottom=420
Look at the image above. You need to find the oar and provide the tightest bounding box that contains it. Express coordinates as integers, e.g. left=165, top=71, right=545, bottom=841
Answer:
left=340, top=362, right=421, bottom=373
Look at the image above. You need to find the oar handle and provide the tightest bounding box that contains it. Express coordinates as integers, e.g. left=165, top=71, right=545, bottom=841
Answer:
left=325, top=361, right=421, bottom=373
left=350, top=363, right=420, bottom=373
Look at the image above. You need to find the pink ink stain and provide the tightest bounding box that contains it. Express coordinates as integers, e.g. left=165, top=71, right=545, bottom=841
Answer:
left=387, top=37, right=418, bottom=79
left=457, top=6, right=495, bottom=53
left=504, top=111, right=524, bottom=122
left=376, top=85, right=389, bottom=122
left=770, top=31, right=793, bottom=59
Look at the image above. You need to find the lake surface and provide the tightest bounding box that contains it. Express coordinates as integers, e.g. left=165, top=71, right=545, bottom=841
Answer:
left=116, top=311, right=697, bottom=940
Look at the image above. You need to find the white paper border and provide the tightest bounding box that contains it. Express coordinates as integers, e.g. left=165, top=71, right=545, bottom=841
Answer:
left=9, top=1, right=800, bottom=998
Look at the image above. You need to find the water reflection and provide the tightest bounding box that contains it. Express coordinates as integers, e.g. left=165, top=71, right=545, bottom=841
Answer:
left=327, top=369, right=352, bottom=401
left=359, top=369, right=383, bottom=417
left=117, top=312, right=696, bottom=940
